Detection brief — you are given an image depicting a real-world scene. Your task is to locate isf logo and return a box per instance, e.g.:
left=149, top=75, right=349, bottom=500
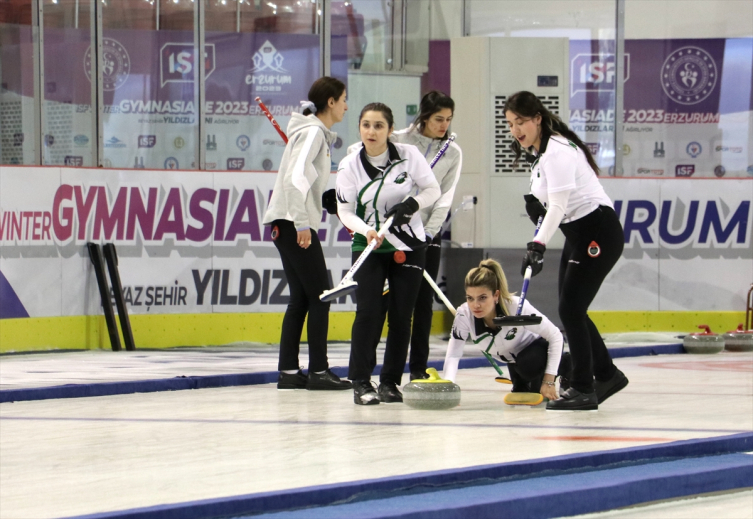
left=160, top=43, right=216, bottom=87
left=64, top=156, right=84, bottom=167
left=138, top=135, right=156, bottom=148
left=227, top=158, right=245, bottom=170
left=675, top=164, right=695, bottom=177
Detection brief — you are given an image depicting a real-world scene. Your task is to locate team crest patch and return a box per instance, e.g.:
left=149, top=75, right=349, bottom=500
left=587, top=240, right=601, bottom=258
left=394, top=172, right=407, bottom=184
left=505, top=328, right=518, bottom=340
left=271, top=225, right=279, bottom=241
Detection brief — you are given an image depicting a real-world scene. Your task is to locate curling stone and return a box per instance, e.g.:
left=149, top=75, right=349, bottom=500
left=723, top=324, right=753, bottom=352
left=403, top=368, right=461, bottom=410
left=683, top=325, right=725, bottom=354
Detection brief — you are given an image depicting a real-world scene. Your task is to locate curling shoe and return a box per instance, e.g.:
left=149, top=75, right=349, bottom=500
left=546, top=387, right=598, bottom=411
left=594, top=368, right=628, bottom=404
left=377, top=382, right=403, bottom=403
left=353, top=380, right=380, bottom=405
left=307, top=369, right=352, bottom=390
left=277, top=370, right=307, bottom=390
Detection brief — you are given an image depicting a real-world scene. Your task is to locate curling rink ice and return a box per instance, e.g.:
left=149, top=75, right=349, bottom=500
left=1, top=338, right=752, bottom=519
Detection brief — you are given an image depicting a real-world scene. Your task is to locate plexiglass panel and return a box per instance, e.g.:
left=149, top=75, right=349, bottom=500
left=0, top=1, right=38, bottom=165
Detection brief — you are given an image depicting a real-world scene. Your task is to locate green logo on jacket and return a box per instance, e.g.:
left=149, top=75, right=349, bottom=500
left=394, top=172, right=407, bottom=184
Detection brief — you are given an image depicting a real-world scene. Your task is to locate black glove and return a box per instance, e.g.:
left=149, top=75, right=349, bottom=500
left=385, top=197, right=419, bottom=228
left=322, top=189, right=338, bottom=215
left=521, top=241, right=546, bottom=277
left=523, top=194, right=547, bottom=225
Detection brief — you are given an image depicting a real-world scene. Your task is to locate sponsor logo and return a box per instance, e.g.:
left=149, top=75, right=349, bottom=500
left=714, top=165, right=726, bottom=178
left=174, top=136, right=185, bottom=149
left=622, top=143, right=631, bottom=156
left=206, top=135, right=217, bottom=151
left=570, top=53, right=631, bottom=96
left=138, top=135, right=156, bottom=148
left=586, top=142, right=600, bottom=155
left=250, top=40, right=286, bottom=73
left=715, top=145, right=743, bottom=153
left=653, top=142, right=665, bottom=158
left=675, top=164, right=695, bottom=177
left=236, top=135, right=250, bottom=151
left=164, top=157, right=179, bottom=169
left=13, top=133, right=24, bottom=146
left=64, top=156, right=84, bottom=167
left=159, top=43, right=216, bottom=87
left=104, top=136, right=126, bottom=148
left=133, top=157, right=145, bottom=169
left=245, top=41, right=293, bottom=92
left=686, top=142, right=702, bottom=158
left=84, top=38, right=130, bottom=91
left=608, top=166, right=616, bottom=177
left=227, top=158, right=245, bottom=170
left=637, top=167, right=665, bottom=176
left=747, top=165, right=753, bottom=177
left=262, top=159, right=274, bottom=171
left=73, top=134, right=89, bottom=147
left=661, top=46, right=718, bottom=105
left=44, top=134, right=54, bottom=147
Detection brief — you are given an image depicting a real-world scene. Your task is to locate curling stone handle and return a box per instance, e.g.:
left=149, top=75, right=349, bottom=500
left=698, top=324, right=712, bottom=334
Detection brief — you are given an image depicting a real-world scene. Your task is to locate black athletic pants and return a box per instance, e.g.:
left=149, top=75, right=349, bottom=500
left=270, top=219, right=330, bottom=373
left=505, top=337, right=549, bottom=392
left=408, top=234, right=442, bottom=374
left=557, top=206, right=624, bottom=393
left=348, top=248, right=426, bottom=385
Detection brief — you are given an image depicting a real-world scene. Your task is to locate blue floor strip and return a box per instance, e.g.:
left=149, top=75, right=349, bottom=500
left=64, top=433, right=753, bottom=519
left=0, top=344, right=684, bottom=403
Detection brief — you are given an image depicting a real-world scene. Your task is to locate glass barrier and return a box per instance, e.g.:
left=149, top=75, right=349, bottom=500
left=0, top=0, right=37, bottom=165
left=203, top=0, right=321, bottom=172
left=622, top=1, right=753, bottom=179
left=98, top=0, right=197, bottom=170
left=469, top=0, right=618, bottom=176
left=40, top=0, right=95, bottom=167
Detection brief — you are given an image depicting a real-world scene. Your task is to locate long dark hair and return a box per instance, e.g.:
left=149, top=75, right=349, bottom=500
left=304, top=76, right=346, bottom=116
left=358, top=102, right=394, bottom=130
left=413, top=90, right=454, bottom=140
left=504, top=91, right=599, bottom=174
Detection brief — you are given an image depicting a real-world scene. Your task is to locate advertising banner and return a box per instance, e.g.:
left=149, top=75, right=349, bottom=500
left=569, top=38, right=753, bottom=178
left=0, top=167, right=356, bottom=319
left=1, top=167, right=750, bottom=319
left=597, top=177, right=752, bottom=311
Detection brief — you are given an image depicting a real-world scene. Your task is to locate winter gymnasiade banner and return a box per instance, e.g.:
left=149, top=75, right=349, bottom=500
left=0, top=167, right=750, bottom=319
left=569, top=38, right=753, bottom=178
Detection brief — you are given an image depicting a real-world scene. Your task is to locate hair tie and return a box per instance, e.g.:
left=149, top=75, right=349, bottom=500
left=300, top=100, right=317, bottom=114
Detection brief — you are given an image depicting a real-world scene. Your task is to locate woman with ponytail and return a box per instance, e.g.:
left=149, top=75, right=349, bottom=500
left=442, top=259, right=566, bottom=403
left=262, top=76, right=350, bottom=391
left=504, top=91, right=628, bottom=411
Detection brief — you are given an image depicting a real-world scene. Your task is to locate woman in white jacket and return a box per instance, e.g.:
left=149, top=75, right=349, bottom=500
left=336, top=102, right=440, bottom=405
left=392, top=91, right=462, bottom=381
left=262, top=77, right=351, bottom=392
left=442, top=259, right=567, bottom=403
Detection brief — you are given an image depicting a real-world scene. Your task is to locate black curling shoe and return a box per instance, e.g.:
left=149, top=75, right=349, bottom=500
left=307, top=369, right=352, bottom=390
left=410, top=371, right=429, bottom=381
left=377, top=382, right=403, bottom=403
left=546, top=387, right=598, bottom=411
left=277, top=370, right=307, bottom=390
left=594, top=369, right=629, bottom=403
left=353, top=380, right=380, bottom=405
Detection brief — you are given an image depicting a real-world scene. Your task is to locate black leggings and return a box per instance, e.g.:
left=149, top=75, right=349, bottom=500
left=558, top=206, right=624, bottom=393
left=348, top=248, right=426, bottom=385
left=409, top=234, right=442, bottom=373
left=270, top=219, right=330, bottom=373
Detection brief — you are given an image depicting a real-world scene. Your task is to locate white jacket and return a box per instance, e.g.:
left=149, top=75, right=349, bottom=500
left=348, top=126, right=462, bottom=238
left=336, top=142, right=440, bottom=252
left=262, top=113, right=336, bottom=231
left=442, top=297, right=563, bottom=383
